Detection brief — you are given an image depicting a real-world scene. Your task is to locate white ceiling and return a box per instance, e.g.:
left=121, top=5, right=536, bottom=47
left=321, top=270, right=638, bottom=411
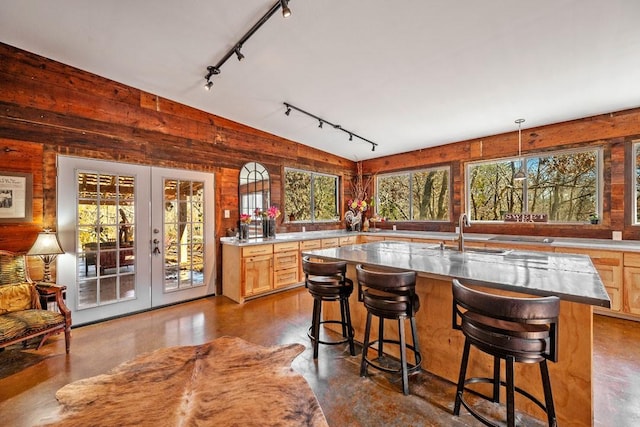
left=2, top=1, right=640, bottom=161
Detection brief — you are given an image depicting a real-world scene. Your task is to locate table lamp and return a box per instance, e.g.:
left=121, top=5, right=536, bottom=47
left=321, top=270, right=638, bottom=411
left=27, top=229, right=64, bottom=282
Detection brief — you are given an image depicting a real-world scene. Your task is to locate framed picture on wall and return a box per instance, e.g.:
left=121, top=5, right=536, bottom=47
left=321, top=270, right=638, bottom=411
left=0, top=172, right=33, bottom=222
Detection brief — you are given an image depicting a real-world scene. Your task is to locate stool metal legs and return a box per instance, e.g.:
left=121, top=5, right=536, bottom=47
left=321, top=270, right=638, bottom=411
left=360, top=312, right=422, bottom=395
left=308, top=295, right=355, bottom=359
left=454, top=337, right=558, bottom=427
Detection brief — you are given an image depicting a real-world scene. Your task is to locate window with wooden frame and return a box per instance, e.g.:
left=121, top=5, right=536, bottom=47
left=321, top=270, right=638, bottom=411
left=467, top=147, right=601, bottom=222
left=284, top=168, right=339, bottom=222
left=376, top=166, right=450, bottom=221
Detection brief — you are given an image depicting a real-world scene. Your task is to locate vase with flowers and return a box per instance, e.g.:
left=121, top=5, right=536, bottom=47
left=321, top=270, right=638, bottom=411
left=239, top=213, right=252, bottom=241
left=345, top=199, right=367, bottom=231
left=345, top=162, right=375, bottom=231
left=256, top=206, right=280, bottom=239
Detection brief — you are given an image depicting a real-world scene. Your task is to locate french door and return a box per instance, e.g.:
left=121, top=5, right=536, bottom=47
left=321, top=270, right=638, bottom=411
left=57, top=156, right=215, bottom=325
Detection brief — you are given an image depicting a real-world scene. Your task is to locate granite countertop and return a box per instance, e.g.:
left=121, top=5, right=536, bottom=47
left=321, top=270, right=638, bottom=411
left=302, top=240, right=611, bottom=308
left=221, top=228, right=640, bottom=252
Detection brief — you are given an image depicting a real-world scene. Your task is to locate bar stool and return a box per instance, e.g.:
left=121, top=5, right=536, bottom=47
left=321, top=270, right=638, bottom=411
left=451, top=279, right=560, bottom=427
left=356, top=264, right=422, bottom=395
left=302, top=256, right=356, bottom=359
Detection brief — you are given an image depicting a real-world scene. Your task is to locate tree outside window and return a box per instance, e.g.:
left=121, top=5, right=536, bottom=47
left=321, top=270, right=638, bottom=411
left=635, top=142, right=640, bottom=224
left=284, top=168, right=338, bottom=222
left=468, top=148, right=599, bottom=222
left=377, top=167, right=450, bottom=221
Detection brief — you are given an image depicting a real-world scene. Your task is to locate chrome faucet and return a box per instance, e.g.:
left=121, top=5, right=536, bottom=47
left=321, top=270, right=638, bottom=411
left=458, top=213, right=471, bottom=252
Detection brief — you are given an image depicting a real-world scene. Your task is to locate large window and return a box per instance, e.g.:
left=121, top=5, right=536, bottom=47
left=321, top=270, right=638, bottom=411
left=376, top=167, right=450, bottom=221
left=468, top=148, right=600, bottom=222
left=284, top=168, right=339, bottom=222
left=634, top=142, right=640, bottom=224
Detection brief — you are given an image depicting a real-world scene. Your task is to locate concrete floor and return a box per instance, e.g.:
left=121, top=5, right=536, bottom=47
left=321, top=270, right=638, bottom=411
left=0, top=287, right=638, bottom=426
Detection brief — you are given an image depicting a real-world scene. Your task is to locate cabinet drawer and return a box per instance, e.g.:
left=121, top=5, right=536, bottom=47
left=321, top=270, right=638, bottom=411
left=274, top=267, right=299, bottom=288
left=321, top=238, right=339, bottom=248
left=300, top=240, right=322, bottom=250
left=624, top=267, right=640, bottom=315
left=274, top=241, right=299, bottom=253
left=360, top=235, right=385, bottom=243
left=624, top=252, right=640, bottom=267
left=274, top=251, right=299, bottom=270
left=242, top=244, right=273, bottom=257
left=339, top=236, right=357, bottom=246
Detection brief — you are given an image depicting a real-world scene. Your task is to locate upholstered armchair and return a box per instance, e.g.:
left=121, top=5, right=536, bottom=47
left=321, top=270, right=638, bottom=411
left=0, top=250, right=71, bottom=352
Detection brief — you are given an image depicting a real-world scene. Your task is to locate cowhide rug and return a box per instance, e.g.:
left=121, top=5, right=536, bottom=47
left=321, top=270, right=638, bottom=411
left=40, top=336, right=328, bottom=427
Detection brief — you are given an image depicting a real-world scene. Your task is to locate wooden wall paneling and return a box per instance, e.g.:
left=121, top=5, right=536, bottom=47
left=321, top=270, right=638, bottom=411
left=0, top=138, right=43, bottom=252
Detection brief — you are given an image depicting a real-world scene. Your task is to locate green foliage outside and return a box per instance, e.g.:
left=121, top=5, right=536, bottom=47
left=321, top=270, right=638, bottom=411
left=377, top=168, right=449, bottom=221
left=284, top=169, right=338, bottom=222
left=469, top=149, right=598, bottom=222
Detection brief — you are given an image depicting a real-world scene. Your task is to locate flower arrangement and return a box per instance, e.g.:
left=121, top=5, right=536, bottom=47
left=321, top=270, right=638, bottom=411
left=348, top=198, right=368, bottom=213
left=240, top=213, right=252, bottom=224
left=267, top=205, right=281, bottom=219
left=255, top=206, right=281, bottom=219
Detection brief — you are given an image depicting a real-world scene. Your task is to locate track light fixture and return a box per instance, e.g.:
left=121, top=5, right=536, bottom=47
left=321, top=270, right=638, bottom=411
left=280, top=0, right=291, bottom=18
left=204, top=81, right=213, bottom=91
left=234, top=46, right=245, bottom=61
left=203, top=1, right=292, bottom=91
left=283, top=102, right=379, bottom=153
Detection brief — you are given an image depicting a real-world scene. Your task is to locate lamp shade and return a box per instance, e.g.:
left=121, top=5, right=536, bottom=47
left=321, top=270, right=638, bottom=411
left=27, top=230, right=64, bottom=256
left=514, top=166, right=527, bottom=181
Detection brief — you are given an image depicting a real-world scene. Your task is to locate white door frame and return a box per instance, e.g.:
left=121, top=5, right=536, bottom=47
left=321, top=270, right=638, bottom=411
left=56, top=156, right=215, bottom=325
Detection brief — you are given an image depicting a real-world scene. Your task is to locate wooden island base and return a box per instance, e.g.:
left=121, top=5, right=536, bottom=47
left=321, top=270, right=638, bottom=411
left=324, top=265, right=593, bottom=427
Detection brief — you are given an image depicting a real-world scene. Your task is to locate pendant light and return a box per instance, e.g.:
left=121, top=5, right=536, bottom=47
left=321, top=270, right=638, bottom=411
left=514, top=118, right=527, bottom=181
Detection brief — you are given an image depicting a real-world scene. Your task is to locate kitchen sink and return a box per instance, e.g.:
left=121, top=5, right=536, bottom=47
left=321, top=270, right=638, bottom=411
left=431, top=244, right=512, bottom=255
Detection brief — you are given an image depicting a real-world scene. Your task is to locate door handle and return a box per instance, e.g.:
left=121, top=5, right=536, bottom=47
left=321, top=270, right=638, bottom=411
left=153, top=238, right=161, bottom=255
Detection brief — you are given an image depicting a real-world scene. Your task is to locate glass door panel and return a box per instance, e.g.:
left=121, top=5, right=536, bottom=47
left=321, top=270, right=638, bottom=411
left=57, top=156, right=152, bottom=326
left=151, top=168, right=214, bottom=307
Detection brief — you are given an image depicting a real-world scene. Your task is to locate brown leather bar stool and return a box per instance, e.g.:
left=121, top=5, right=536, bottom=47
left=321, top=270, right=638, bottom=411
left=302, top=256, right=356, bottom=359
left=356, top=264, right=422, bottom=395
left=451, top=279, right=560, bottom=427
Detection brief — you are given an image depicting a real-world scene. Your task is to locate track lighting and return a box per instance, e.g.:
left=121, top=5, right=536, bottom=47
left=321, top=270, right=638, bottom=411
left=234, top=47, right=244, bottom=61
left=514, top=118, right=527, bottom=181
left=203, top=1, right=292, bottom=90
left=282, top=102, right=379, bottom=153
left=204, top=81, right=213, bottom=91
left=280, top=0, right=291, bottom=17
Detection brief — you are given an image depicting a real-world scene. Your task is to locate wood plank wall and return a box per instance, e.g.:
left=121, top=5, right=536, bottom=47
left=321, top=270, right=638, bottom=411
left=0, top=43, right=354, bottom=289
left=362, top=110, right=640, bottom=240
left=2, top=41, right=640, bottom=287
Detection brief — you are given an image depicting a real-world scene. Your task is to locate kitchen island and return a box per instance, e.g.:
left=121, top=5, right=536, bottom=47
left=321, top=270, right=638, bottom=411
left=303, top=240, right=610, bottom=427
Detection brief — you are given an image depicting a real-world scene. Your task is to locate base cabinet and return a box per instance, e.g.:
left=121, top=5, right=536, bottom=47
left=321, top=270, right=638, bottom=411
left=243, top=254, right=273, bottom=297
left=223, top=241, right=305, bottom=303
left=273, top=242, right=299, bottom=289
left=556, top=248, right=623, bottom=313
left=623, top=253, right=640, bottom=316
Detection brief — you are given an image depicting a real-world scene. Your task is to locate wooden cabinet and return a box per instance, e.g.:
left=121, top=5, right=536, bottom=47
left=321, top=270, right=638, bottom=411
left=556, top=248, right=622, bottom=313
left=299, top=239, right=322, bottom=281
left=321, top=238, right=339, bottom=248
left=273, top=242, right=299, bottom=289
left=243, top=253, right=273, bottom=296
left=360, top=235, right=384, bottom=243
left=623, top=253, right=640, bottom=315
left=339, top=235, right=357, bottom=246
left=241, top=244, right=273, bottom=298
left=223, top=244, right=273, bottom=303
